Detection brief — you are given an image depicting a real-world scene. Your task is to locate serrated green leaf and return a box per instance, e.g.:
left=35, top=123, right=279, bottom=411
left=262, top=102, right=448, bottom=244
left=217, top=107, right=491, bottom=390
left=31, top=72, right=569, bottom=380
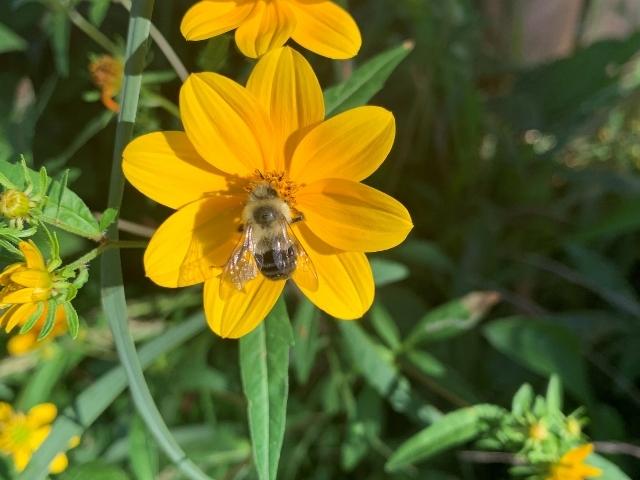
left=98, top=207, right=118, bottom=232
left=240, top=298, right=293, bottom=480
left=483, top=317, right=593, bottom=404
left=292, top=298, right=321, bottom=385
left=0, top=22, right=27, bottom=53
left=324, top=41, right=414, bottom=116
left=385, top=404, right=506, bottom=471
left=405, top=291, right=500, bottom=347
left=129, top=415, right=159, bottom=480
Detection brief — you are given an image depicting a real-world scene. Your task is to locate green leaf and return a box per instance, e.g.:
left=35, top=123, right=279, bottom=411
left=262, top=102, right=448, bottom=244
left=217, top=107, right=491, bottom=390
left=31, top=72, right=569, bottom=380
left=98, top=207, right=118, bottom=232
left=49, top=10, right=70, bottom=77
left=405, top=291, right=500, bottom=347
left=385, top=404, right=506, bottom=471
left=0, top=23, right=27, bottom=53
left=588, top=453, right=631, bottom=480
left=0, top=159, right=102, bottom=240
left=88, top=0, right=111, bottom=26
left=239, top=298, right=293, bottom=480
left=370, top=258, right=410, bottom=287
left=19, top=314, right=206, bottom=480
left=483, top=317, right=593, bottom=404
left=60, top=462, right=129, bottom=480
left=511, top=383, right=533, bottom=417
left=63, top=302, right=80, bottom=339
left=369, top=302, right=401, bottom=350
left=292, top=298, right=321, bottom=385
left=129, top=415, right=159, bottom=480
left=546, top=374, right=563, bottom=413
left=341, top=387, right=382, bottom=471
left=324, top=41, right=414, bottom=116
left=19, top=301, right=44, bottom=334
left=339, top=322, right=434, bottom=423
left=37, top=299, right=58, bottom=340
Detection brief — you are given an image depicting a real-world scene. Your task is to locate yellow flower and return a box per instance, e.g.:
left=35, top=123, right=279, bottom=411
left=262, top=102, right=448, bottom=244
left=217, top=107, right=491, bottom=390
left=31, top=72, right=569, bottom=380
left=546, top=444, right=602, bottom=480
left=89, top=54, right=123, bottom=112
left=123, top=46, right=412, bottom=338
left=0, top=402, right=79, bottom=474
left=0, top=241, right=68, bottom=336
left=529, top=421, right=549, bottom=442
left=181, top=0, right=361, bottom=59
left=7, top=307, right=67, bottom=357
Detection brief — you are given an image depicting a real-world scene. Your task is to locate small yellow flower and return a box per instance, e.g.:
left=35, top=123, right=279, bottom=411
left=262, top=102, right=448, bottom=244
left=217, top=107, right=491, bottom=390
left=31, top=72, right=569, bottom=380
left=0, top=186, right=42, bottom=230
left=529, top=421, right=549, bottom=442
left=0, top=402, right=79, bottom=473
left=181, top=0, right=361, bottom=59
left=546, top=444, right=602, bottom=480
left=89, top=55, right=123, bottom=112
left=123, top=46, right=412, bottom=338
left=0, top=241, right=68, bottom=337
left=566, top=417, right=582, bottom=437
left=6, top=308, right=67, bottom=357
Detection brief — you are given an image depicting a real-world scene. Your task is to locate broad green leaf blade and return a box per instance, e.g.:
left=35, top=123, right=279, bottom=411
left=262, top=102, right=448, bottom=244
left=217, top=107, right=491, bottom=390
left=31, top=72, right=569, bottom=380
left=324, top=41, right=414, bottom=116
left=370, top=258, right=410, bottom=287
left=385, top=404, right=506, bottom=471
left=405, top=291, right=500, bottom=347
left=588, top=453, right=631, bottom=480
left=240, top=298, right=293, bottom=480
left=339, top=322, right=435, bottom=423
left=292, top=298, right=321, bottom=385
left=0, top=22, right=27, bottom=53
left=483, top=316, right=593, bottom=404
left=19, top=314, right=206, bottom=480
left=0, top=159, right=102, bottom=240
left=129, top=415, right=159, bottom=480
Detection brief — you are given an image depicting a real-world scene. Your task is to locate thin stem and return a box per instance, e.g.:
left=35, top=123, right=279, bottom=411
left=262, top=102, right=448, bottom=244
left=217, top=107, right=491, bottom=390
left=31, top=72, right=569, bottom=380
left=115, top=0, right=189, bottom=81
left=66, top=6, right=119, bottom=54
left=63, top=240, right=147, bottom=272
left=99, top=1, right=211, bottom=479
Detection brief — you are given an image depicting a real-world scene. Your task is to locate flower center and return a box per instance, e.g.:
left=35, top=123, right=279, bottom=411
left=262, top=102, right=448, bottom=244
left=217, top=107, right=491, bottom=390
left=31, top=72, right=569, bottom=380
left=0, top=190, right=31, bottom=219
left=7, top=417, right=31, bottom=448
left=246, top=170, right=299, bottom=206
left=528, top=422, right=548, bottom=441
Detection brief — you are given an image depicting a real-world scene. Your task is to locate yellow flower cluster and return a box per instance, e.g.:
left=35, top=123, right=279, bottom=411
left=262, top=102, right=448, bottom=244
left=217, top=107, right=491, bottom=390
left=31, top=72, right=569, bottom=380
left=0, top=402, right=79, bottom=474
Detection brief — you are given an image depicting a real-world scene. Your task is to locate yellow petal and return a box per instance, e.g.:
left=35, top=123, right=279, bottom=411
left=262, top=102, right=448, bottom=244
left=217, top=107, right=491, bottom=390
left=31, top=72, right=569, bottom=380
left=289, top=0, right=361, bottom=59
left=1, top=288, right=48, bottom=304
left=294, top=223, right=373, bottom=319
left=180, top=73, right=275, bottom=175
left=0, top=305, right=20, bottom=330
left=0, top=264, right=22, bottom=285
left=288, top=106, right=395, bottom=183
left=204, top=274, right=285, bottom=338
left=29, top=426, right=51, bottom=450
left=49, top=453, right=69, bottom=474
left=123, top=131, right=236, bottom=209
left=13, top=449, right=31, bottom=472
left=144, top=196, right=243, bottom=288
left=297, top=179, right=412, bottom=252
left=181, top=0, right=254, bottom=41
left=10, top=269, right=52, bottom=289
left=235, top=0, right=295, bottom=58
left=7, top=332, right=38, bottom=356
left=68, top=435, right=81, bottom=449
left=19, top=241, right=46, bottom=270
left=247, top=46, right=324, bottom=165
left=27, top=403, right=57, bottom=427
left=0, top=402, right=14, bottom=421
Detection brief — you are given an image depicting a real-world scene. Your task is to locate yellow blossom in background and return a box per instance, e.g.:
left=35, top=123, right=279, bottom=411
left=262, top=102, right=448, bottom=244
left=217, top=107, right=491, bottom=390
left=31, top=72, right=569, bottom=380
left=181, top=0, right=361, bottom=59
left=89, top=54, right=123, bottom=112
left=123, top=46, right=412, bottom=338
left=546, top=444, right=602, bottom=480
left=0, top=241, right=68, bottom=337
left=7, top=308, right=67, bottom=357
left=0, top=402, right=79, bottom=473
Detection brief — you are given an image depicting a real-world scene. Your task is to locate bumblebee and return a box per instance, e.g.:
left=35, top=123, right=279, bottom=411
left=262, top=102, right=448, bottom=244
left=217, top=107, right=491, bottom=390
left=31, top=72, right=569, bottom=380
left=221, top=183, right=318, bottom=295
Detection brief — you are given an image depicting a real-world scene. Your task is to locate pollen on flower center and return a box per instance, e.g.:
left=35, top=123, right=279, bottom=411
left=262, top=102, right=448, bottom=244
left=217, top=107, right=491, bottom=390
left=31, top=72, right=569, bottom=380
left=0, top=189, right=31, bottom=219
left=8, top=419, right=31, bottom=446
left=245, top=170, right=300, bottom=206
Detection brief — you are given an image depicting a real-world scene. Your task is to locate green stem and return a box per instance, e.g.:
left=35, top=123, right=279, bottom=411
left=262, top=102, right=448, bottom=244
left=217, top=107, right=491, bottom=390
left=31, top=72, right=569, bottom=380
left=63, top=4, right=119, bottom=54
left=100, top=2, right=211, bottom=479
left=63, top=240, right=147, bottom=273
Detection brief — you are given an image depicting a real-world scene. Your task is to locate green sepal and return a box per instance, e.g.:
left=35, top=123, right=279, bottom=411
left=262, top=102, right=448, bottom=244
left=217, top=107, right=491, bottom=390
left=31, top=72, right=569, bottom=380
left=20, top=301, right=45, bottom=334
left=37, top=300, right=58, bottom=340
left=63, top=302, right=80, bottom=339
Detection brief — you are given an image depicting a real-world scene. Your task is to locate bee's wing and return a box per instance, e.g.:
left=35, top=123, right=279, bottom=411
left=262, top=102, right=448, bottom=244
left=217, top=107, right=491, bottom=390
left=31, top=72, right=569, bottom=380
left=278, top=218, right=319, bottom=292
left=219, top=224, right=259, bottom=299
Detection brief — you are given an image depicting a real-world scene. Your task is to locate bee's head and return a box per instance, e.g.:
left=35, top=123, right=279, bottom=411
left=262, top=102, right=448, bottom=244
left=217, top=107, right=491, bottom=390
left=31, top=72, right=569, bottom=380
left=252, top=205, right=278, bottom=226
left=249, top=183, right=278, bottom=201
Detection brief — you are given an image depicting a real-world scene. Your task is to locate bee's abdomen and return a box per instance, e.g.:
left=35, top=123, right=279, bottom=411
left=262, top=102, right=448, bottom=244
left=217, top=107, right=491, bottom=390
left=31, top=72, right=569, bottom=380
left=256, top=247, right=297, bottom=281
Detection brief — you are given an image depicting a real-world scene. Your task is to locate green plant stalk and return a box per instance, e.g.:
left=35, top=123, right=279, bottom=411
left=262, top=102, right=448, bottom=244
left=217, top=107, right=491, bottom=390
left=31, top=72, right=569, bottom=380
left=100, top=1, right=211, bottom=479
left=63, top=240, right=146, bottom=273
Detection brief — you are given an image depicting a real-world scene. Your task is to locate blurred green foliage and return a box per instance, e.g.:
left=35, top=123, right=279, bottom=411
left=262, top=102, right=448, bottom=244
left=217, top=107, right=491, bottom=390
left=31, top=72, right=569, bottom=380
left=1, top=0, right=640, bottom=478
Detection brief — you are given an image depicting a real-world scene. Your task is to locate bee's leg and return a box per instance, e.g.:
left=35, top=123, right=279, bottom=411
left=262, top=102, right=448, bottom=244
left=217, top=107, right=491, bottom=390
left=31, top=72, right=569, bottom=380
left=291, top=213, right=305, bottom=224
